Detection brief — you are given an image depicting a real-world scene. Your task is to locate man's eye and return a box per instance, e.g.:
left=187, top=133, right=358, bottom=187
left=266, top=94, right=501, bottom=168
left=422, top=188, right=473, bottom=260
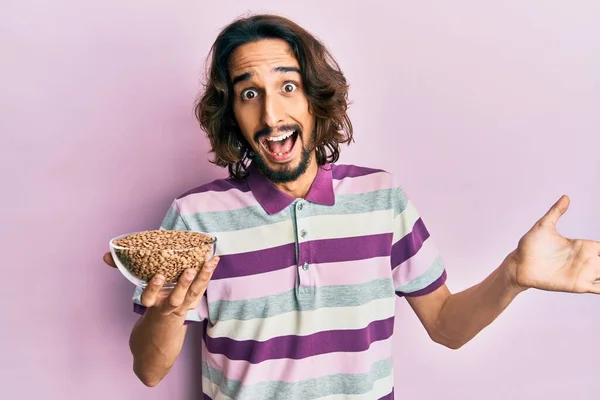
left=241, top=89, right=258, bottom=100
left=283, top=82, right=297, bottom=93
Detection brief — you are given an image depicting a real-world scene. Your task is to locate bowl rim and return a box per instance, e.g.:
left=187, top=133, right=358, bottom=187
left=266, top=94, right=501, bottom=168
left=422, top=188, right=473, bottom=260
left=109, top=230, right=217, bottom=251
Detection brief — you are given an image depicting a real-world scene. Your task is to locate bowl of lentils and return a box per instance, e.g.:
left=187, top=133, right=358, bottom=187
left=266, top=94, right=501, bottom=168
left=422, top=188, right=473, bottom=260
left=109, top=229, right=217, bottom=288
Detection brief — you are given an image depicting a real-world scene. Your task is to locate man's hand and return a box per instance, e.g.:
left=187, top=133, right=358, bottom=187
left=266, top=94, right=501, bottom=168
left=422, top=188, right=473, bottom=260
left=512, top=195, right=600, bottom=294
left=140, top=257, right=219, bottom=318
left=102, top=251, right=219, bottom=318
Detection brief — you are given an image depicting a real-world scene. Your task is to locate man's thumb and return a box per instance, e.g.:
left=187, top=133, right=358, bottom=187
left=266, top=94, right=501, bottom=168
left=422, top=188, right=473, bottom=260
left=538, top=194, right=570, bottom=229
left=103, top=252, right=117, bottom=268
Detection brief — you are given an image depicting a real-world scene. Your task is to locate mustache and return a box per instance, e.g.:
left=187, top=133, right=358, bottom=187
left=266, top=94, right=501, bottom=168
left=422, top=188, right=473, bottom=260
left=254, top=124, right=302, bottom=143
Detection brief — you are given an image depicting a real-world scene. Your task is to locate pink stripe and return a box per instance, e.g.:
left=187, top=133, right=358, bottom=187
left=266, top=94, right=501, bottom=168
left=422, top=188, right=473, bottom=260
left=205, top=335, right=393, bottom=385
left=177, top=190, right=260, bottom=214
left=333, top=171, right=395, bottom=195
left=313, top=257, right=391, bottom=288
left=208, top=265, right=297, bottom=301
left=392, top=236, right=439, bottom=286
left=208, top=257, right=391, bottom=302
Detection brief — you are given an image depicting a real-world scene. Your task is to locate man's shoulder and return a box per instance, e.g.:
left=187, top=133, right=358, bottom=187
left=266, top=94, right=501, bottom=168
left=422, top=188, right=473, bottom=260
left=331, top=163, right=401, bottom=187
left=331, top=163, right=389, bottom=179
left=174, top=176, right=250, bottom=202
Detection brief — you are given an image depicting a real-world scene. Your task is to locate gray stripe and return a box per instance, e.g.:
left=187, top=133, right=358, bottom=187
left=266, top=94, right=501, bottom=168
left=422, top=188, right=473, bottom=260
left=395, top=256, right=445, bottom=293
left=302, top=188, right=402, bottom=218
left=171, top=188, right=404, bottom=233
left=391, top=186, right=409, bottom=218
left=189, top=205, right=292, bottom=232
left=160, top=207, right=190, bottom=230
left=203, top=357, right=392, bottom=400
left=209, top=278, right=395, bottom=322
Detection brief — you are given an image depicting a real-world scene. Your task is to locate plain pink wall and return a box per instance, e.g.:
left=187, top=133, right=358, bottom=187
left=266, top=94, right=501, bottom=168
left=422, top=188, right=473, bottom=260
left=3, top=1, right=599, bottom=399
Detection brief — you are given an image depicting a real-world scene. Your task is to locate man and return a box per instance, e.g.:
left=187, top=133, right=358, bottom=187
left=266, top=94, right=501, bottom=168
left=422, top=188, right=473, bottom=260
left=103, top=14, right=600, bottom=400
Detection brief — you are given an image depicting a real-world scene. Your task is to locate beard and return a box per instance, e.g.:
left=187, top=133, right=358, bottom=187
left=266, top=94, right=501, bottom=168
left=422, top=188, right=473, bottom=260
left=251, top=125, right=316, bottom=184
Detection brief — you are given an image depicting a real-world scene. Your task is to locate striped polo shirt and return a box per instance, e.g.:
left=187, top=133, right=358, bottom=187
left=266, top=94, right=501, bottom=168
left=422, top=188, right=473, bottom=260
left=132, top=163, right=447, bottom=399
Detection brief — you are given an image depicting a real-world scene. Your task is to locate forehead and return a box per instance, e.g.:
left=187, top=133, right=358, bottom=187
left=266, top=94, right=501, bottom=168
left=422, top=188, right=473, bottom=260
left=228, top=39, right=300, bottom=79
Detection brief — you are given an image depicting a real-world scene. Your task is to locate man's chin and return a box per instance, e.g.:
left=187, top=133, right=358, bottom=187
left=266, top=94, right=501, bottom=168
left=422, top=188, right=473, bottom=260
left=253, top=149, right=313, bottom=184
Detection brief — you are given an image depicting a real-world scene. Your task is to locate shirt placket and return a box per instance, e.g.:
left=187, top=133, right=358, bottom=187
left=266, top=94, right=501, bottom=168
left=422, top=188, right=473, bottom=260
left=294, top=199, right=314, bottom=292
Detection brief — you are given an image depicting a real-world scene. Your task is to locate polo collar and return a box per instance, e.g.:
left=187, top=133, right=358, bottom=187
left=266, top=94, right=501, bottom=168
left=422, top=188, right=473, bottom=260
left=247, top=162, right=335, bottom=215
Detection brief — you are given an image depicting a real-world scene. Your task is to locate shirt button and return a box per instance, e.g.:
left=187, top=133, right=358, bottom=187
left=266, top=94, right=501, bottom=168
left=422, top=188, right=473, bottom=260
left=302, top=262, right=309, bottom=270
left=300, top=229, right=307, bottom=238
left=297, top=202, right=304, bottom=211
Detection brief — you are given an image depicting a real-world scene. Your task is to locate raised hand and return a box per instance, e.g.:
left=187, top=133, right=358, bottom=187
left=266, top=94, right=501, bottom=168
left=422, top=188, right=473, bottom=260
left=512, top=195, right=600, bottom=294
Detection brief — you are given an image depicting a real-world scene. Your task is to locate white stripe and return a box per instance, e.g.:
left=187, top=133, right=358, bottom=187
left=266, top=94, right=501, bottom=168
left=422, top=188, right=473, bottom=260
left=212, top=218, right=295, bottom=256
left=208, top=296, right=395, bottom=341
left=392, top=200, right=421, bottom=243
left=299, top=208, right=392, bottom=242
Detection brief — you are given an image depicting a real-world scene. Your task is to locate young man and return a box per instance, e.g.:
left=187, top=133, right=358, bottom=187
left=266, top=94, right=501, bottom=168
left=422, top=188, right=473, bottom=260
left=103, top=14, right=600, bottom=400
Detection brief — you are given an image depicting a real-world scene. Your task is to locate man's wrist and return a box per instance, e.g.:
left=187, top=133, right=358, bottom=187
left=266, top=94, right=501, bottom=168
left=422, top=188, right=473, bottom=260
left=502, top=250, right=528, bottom=295
left=143, top=306, right=187, bottom=328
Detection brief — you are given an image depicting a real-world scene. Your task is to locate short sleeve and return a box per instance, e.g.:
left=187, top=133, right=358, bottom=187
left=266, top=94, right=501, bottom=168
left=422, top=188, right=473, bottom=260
left=390, top=182, right=447, bottom=297
left=131, top=200, right=209, bottom=323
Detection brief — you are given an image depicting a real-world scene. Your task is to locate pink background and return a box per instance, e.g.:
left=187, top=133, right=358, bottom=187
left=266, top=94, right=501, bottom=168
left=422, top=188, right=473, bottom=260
left=2, top=1, right=599, bottom=399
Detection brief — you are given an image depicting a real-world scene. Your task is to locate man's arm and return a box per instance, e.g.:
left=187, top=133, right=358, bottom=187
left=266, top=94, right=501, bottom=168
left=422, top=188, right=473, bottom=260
left=405, top=195, right=600, bottom=350
left=105, top=252, right=219, bottom=386
left=405, top=251, right=524, bottom=350
left=128, top=259, right=217, bottom=386
left=129, top=309, right=189, bottom=386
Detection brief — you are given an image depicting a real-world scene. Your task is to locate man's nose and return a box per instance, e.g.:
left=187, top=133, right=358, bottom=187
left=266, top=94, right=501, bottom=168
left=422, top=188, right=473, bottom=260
left=261, top=92, right=285, bottom=128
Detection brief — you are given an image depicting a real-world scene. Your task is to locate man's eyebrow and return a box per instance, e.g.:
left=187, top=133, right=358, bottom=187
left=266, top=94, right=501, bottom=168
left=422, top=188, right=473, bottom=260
left=231, top=66, right=301, bottom=87
left=274, top=66, right=301, bottom=74
left=232, top=72, right=252, bottom=87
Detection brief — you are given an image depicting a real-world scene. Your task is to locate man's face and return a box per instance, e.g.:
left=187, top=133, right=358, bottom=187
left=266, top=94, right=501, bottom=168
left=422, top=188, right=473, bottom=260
left=229, top=39, right=316, bottom=184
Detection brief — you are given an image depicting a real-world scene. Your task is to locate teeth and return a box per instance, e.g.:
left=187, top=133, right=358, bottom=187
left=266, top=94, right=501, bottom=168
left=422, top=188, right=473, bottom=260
left=277, top=152, right=283, bottom=156
left=267, top=131, right=295, bottom=142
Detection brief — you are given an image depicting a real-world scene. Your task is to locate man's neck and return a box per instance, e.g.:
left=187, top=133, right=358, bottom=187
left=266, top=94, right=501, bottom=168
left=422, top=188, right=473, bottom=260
left=273, top=160, right=319, bottom=199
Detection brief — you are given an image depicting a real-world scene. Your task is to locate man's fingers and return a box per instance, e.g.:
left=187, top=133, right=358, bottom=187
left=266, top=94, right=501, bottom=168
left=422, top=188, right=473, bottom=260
left=140, top=257, right=220, bottom=314
left=140, top=274, right=166, bottom=307
left=589, top=281, right=600, bottom=295
left=161, top=269, right=197, bottom=313
left=182, top=257, right=220, bottom=308
left=103, top=252, right=117, bottom=268
left=537, top=194, right=570, bottom=229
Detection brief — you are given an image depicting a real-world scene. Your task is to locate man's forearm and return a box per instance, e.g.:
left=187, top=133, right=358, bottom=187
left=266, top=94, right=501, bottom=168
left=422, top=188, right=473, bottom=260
left=129, top=308, right=189, bottom=386
left=434, top=252, right=526, bottom=349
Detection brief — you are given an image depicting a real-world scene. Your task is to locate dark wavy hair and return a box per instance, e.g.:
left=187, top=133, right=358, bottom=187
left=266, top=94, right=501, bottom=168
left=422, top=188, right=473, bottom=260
left=194, top=14, right=354, bottom=180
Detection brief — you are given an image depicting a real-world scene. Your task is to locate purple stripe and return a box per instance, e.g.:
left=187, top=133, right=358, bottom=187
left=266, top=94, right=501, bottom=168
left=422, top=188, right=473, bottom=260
left=332, top=164, right=386, bottom=180
left=378, top=389, right=394, bottom=400
left=212, top=242, right=297, bottom=280
left=390, top=218, right=429, bottom=268
left=203, top=394, right=212, bottom=400
left=305, top=233, right=393, bottom=265
left=214, top=234, right=392, bottom=280
left=176, top=178, right=250, bottom=199
left=132, top=303, right=197, bottom=325
left=396, top=270, right=447, bottom=297
left=206, top=316, right=394, bottom=363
